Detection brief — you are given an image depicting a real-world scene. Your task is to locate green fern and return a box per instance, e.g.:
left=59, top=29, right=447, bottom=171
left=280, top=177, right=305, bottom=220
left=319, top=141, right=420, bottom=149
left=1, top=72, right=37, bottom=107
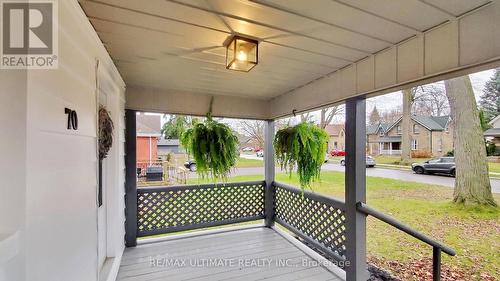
left=180, top=118, right=239, bottom=181
left=274, top=122, right=328, bottom=188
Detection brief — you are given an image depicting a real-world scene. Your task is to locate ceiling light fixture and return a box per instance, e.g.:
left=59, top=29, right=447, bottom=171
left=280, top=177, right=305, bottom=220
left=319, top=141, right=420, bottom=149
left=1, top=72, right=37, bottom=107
left=225, top=35, right=258, bottom=72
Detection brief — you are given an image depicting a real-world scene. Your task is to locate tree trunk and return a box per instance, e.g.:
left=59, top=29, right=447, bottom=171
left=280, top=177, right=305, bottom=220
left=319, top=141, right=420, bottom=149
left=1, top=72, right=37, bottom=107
left=400, top=88, right=413, bottom=164
left=444, top=76, right=497, bottom=206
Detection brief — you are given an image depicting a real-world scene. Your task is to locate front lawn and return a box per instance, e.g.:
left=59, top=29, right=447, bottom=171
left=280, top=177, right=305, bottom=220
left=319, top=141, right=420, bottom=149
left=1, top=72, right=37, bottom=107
left=235, top=157, right=264, bottom=168
left=488, top=161, right=500, bottom=173
left=188, top=172, right=500, bottom=280
left=373, top=155, right=431, bottom=166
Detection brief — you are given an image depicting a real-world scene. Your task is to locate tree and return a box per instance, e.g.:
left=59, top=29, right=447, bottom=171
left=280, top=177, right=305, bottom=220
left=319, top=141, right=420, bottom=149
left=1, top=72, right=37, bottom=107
left=479, top=110, right=491, bottom=132
left=369, top=106, right=381, bottom=125
left=161, top=115, right=188, bottom=139
left=320, top=105, right=344, bottom=129
left=444, top=75, right=496, bottom=206
left=300, top=112, right=313, bottom=123
left=413, top=84, right=449, bottom=116
left=401, top=88, right=415, bottom=164
left=238, top=120, right=265, bottom=149
left=379, top=108, right=402, bottom=123
left=479, top=69, right=500, bottom=122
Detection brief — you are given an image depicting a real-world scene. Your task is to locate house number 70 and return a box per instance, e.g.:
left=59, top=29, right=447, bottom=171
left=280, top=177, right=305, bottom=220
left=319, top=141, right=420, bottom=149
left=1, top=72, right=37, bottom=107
left=65, top=108, right=78, bottom=130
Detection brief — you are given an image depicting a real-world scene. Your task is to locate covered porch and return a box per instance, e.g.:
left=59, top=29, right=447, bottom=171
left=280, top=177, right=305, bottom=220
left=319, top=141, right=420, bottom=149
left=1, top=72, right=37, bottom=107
left=2, top=1, right=500, bottom=281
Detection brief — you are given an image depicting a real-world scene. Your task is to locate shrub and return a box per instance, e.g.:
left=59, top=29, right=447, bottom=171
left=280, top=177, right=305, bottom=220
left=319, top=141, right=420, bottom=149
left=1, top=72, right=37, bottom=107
left=486, top=142, right=497, bottom=156
left=411, top=150, right=432, bottom=158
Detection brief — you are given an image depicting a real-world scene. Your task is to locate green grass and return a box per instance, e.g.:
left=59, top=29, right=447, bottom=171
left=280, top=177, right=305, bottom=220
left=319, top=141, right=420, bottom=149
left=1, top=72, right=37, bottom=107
left=372, top=155, right=431, bottom=166
left=488, top=161, right=500, bottom=173
left=235, top=157, right=264, bottom=168
left=187, top=171, right=500, bottom=280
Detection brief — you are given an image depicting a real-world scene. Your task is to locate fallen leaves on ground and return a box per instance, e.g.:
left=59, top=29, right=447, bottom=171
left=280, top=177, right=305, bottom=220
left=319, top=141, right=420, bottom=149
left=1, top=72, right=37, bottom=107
left=368, top=256, right=497, bottom=281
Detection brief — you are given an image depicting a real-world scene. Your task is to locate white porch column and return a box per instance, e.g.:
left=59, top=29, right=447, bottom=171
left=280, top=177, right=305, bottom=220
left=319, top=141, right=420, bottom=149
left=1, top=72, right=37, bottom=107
left=344, top=97, right=368, bottom=281
left=389, top=142, right=393, bottom=155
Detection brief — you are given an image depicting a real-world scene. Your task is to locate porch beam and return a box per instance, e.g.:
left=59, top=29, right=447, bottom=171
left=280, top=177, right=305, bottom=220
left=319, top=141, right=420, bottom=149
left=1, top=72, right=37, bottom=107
left=124, top=109, right=138, bottom=247
left=126, top=85, right=271, bottom=120
left=269, top=1, right=500, bottom=119
left=344, top=97, right=368, bottom=280
left=264, top=120, right=276, bottom=227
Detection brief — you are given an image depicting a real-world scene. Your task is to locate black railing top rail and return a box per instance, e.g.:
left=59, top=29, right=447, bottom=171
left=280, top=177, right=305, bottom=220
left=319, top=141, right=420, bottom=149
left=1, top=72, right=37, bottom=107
left=356, top=202, right=456, bottom=256
left=273, top=181, right=346, bottom=210
left=137, top=180, right=266, bottom=193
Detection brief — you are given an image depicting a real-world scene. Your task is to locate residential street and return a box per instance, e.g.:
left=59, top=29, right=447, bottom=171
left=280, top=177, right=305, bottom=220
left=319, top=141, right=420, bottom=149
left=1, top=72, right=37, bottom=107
left=209, top=162, right=500, bottom=193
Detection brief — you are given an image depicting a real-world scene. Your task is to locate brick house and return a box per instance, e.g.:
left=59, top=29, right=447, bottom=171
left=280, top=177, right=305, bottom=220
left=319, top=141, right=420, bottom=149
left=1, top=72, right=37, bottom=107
left=325, top=124, right=346, bottom=151
left=484, top=115, right=500, bottom=153
left=367, top=115, right=453, bottom=156
left=136, top=113, right=162, bottom=163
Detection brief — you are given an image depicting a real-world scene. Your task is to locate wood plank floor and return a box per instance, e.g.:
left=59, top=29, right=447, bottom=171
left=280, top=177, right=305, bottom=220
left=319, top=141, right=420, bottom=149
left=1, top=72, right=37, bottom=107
left=117, top=227, right=343, bottom=281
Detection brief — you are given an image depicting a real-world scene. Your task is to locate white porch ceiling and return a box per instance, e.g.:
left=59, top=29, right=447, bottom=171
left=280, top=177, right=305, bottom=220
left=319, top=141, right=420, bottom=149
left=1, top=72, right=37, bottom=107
left=79, top=0, right=499, bottom=119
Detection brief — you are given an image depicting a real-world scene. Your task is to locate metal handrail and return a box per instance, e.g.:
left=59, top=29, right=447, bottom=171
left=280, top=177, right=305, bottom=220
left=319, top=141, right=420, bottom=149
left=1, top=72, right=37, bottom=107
left=356, top=202, right=456, bottom=281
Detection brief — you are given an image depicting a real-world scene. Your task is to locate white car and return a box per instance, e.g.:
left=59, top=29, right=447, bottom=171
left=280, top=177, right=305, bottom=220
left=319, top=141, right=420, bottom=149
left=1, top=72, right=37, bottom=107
left=340, top=156, right=376, bottom=167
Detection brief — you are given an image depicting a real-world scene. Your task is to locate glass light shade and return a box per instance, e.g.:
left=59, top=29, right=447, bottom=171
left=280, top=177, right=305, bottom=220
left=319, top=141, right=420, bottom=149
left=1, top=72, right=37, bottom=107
left=226, top=36, right=258, bottom=72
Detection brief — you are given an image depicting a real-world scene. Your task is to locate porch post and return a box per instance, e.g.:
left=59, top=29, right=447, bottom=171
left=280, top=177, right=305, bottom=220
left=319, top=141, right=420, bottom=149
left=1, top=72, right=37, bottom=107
left=125, top=109, right=137, bottom=247
left=344, top=97, right=368, bottom=280
left=264, top=120, right=275, bottom=227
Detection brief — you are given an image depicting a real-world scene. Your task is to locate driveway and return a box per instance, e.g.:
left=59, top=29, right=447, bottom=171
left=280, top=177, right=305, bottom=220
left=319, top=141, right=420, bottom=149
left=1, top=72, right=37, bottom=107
left=203, top=163, right=500, bottom=193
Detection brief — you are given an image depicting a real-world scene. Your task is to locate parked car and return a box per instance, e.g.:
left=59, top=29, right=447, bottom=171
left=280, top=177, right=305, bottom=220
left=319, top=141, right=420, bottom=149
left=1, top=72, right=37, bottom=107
left=330, top=149, right=346, bottom=156
left=184, top=160, right=197, bottom=172
left=256, top=150, right=264, bottom=157
left=242, top=147, right=254, bottom=152
left=339, top=156, right=376, bottom=167
left=411, top=157, right=455, bottom=176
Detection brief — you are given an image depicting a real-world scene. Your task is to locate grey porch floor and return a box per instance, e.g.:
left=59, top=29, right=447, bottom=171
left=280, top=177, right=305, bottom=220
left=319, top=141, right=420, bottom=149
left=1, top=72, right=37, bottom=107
left=117, top=227, right=343, bottom=281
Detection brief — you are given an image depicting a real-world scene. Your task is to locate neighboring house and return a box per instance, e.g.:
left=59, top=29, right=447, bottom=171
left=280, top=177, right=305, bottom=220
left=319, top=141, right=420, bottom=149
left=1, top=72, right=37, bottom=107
left=324, top=124, right=345, bottom=151
left=484, top=115, right=500, bottom=152
left=136, top=113, right=162, bottom=163
left=157, top=139, right=181, bottom=155
left=367, top=115, right=453, bottom=156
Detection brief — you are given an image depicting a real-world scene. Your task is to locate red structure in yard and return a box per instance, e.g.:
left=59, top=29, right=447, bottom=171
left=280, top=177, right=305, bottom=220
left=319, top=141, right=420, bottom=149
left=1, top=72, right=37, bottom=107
left=136, top=113, right=161, bottom=164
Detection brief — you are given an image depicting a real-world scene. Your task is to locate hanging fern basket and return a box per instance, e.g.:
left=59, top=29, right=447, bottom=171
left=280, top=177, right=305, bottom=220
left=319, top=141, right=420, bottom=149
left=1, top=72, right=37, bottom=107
left=180, top=98, right=239, bottom=181
left=274, top=122, right=328, bottom=188
left=98, top=105, right=114, bottom=160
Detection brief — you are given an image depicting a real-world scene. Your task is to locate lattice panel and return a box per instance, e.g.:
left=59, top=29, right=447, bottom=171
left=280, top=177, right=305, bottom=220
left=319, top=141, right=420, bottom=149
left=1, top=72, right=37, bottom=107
left=137, top=182, right=265, bottom=236
left=274, top=184, right=347, bottom=259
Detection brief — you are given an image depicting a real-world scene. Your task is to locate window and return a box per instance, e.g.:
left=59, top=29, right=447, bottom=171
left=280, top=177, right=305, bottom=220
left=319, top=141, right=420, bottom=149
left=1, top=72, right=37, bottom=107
left=442, top=157, right=453, bottom=163
left=445, top=126, right=449, bottom=133
left=413, top=124, right=419, bottom=134
left=438, top=139, right=442, bottom=152
left=397, top=125, right=401, bottom=135
left=411, top=139, right=418, bottom=150
left=379, top=130, right=384, bottom=137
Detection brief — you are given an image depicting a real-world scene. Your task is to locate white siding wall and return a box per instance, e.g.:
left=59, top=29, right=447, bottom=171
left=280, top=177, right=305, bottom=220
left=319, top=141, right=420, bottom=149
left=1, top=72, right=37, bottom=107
left=1, top=1, right=125, bottom=281
left=0, top=70, right=27, bottom=281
